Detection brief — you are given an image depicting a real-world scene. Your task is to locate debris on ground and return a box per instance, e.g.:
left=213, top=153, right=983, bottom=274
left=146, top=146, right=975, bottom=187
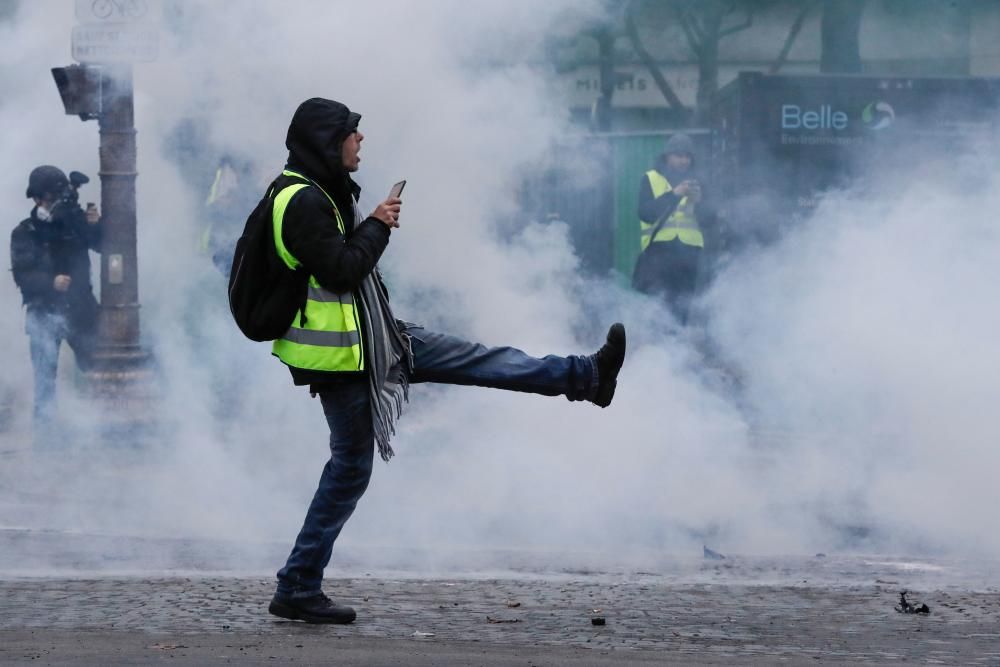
left=591, top=617, right=606, bottom=626
left=486, top=616, right=520, bottom=624
left=894, top=591, right=930, bottom=614
left=411, top=631, right=435, bottom=638
left=505, top=600, right=521, bottom=608
left=703, top=545, right=726, bottom=560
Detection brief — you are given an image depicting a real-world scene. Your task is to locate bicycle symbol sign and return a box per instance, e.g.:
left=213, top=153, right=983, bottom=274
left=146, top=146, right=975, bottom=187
left=75, top=0, right=161, bottom=23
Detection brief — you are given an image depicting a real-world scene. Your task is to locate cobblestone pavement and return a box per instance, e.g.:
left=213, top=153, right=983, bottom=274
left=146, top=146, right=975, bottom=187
left=1, top=573, right=999, bottom=665
left=3, top=436, right=1000, bottom=664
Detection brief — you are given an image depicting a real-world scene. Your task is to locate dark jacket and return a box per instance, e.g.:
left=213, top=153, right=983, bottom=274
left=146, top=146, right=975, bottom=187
left=10, top=204, right=101, bottom=328
left=278, top=97, right=391, bottom=386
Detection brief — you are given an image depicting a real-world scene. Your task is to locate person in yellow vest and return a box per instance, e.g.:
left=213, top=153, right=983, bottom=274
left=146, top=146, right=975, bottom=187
left=200, top=155, right=260, bottom=278
left=632, top=133, right=706, bottom=323
left=264, top=98, right=627, bottom=625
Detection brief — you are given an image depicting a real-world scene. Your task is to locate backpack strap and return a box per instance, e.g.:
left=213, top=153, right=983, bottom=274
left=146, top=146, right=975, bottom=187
left=272, top=182, right=310, bottom=270
left=269, top=170, right=348, bottom=271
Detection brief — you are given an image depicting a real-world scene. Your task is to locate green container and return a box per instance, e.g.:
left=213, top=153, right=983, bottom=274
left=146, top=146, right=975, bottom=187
left=611, top=134, right=668, bottom=281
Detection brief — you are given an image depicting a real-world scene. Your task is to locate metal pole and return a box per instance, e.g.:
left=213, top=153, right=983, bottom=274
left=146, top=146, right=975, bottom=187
left=97, top=65, right=141, bottom=350
left=86, top=64, right=154, bottom=429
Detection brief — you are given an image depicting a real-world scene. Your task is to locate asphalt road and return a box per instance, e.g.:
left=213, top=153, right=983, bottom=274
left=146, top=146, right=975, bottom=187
left=1, top=570, right=999, bottom=665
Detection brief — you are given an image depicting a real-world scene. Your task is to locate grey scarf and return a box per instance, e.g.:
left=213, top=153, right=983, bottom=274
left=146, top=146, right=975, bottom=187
left=351, top=206, right=412, bottom=461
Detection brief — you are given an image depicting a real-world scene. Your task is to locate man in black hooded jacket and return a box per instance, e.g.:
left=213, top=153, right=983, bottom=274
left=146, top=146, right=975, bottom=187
left=263, top=98, right=627, bottom=624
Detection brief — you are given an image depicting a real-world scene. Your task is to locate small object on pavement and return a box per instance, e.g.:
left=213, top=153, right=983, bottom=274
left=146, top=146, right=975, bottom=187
left=703, top=545, right=726, bottom=560
left=486, top=616, right=520, bottom=624
left=894, top=591, right=930, bottom=614
left=411, top=631, right=435, bottom=638
left=592, top=616, right=606, bottom=626
left=506, top=600, right=521, bottom=608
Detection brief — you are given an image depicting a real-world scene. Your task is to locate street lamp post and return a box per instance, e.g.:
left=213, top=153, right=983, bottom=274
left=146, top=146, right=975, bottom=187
left=51, top=63, right=155, bottom=430
left=47, top=2, right=163, bottom=433
left=95, top=66, right=140, bottom=356
left=87, top=64, right=155, bottom=426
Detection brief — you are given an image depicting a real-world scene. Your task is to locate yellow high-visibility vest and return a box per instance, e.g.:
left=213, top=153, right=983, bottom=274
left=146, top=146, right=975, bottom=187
left=639, top=169, right=704, bottom=250
left=271, top=170, right=364, bottom=373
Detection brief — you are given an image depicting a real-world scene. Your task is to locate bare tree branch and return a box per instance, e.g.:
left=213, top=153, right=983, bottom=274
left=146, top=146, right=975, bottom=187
left=688, top=10, right=707, bottom=43
left=624, top=0, right=685, bottom=109
left=719, top=5, right=753, bottom=38
left=769, top=0, right=817, bottom=74
left=676, top=8, right=704, bottom=58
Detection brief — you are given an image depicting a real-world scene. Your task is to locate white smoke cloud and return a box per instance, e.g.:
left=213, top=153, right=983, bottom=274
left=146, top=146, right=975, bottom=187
left=1, top=0, right=998, bottom=579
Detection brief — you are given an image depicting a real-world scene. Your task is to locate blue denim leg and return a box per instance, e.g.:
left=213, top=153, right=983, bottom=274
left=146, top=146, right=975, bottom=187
left=405, top=326, right=596, bottom=402
left=26, top=310, right=65, bottom=426
left=276, top=381, right=374, bottom=598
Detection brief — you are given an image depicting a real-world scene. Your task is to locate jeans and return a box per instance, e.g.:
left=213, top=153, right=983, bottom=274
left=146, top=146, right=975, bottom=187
left=26, top=309, right=94, bottom=427
left=275, top=326, right=596, bottom=597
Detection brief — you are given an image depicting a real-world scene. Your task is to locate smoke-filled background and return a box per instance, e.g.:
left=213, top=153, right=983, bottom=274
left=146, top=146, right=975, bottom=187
left=1, top=0, right=999, bottom=576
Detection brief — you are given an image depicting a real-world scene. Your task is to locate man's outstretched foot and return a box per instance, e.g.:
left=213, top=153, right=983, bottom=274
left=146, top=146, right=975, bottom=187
left=592, top=323, right=626, bottom=408
left=268, top=592, right=356, bottom=624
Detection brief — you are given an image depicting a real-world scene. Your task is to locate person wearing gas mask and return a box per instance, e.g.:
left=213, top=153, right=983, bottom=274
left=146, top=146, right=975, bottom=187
left=10, top=165, right=101, bottom=433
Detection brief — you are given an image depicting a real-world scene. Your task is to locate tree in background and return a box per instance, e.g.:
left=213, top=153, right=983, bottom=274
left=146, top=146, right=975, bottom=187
left=626, top=0, right=814, bottom=127
left=670, top=0, right=755, bottom=126
left=552, top=1, right=872, bottom=129
left=769, top=1, right=820, bottom=74
left=820, top=0, right=867, bottom=73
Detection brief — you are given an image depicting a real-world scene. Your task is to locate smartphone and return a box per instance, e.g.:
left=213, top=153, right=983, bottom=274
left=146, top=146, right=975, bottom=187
left=389, top=180, right=406, bottom=199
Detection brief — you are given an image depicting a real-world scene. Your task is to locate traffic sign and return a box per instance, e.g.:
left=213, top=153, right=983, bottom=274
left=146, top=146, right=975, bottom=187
left=72, top=23, right=159, bottom=63
left=75, top=0, right=161, bottom=23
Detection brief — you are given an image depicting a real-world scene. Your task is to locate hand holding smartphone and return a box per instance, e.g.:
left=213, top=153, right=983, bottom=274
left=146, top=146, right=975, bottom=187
left=372, top=180, right=406, bottom=229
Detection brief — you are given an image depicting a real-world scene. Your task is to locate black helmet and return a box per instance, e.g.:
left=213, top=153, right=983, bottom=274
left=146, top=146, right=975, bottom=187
left=26, top=165, right=69, bottom=199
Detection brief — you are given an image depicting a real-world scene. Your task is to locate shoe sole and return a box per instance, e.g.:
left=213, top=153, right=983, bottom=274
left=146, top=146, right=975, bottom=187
left=593, top=380, right=617, bottom=408
left=268, top=599, right=356, bottom=624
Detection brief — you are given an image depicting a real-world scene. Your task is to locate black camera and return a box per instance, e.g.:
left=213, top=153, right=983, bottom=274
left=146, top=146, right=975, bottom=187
left=49, top=171, right=90, bottom=225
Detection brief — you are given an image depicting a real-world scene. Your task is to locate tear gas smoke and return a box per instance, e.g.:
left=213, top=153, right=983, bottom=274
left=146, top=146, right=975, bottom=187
left=0, top=1, right=998, bottom=577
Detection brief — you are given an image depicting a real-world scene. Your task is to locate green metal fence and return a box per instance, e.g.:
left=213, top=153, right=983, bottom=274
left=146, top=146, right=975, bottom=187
left=611, top=133, right=669, bottom=280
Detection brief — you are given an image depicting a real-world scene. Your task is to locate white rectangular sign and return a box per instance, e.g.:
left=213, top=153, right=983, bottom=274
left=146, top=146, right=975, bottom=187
left=72, top=23, right=159, bottom=63
left=75, top=0, right=161, bottom=23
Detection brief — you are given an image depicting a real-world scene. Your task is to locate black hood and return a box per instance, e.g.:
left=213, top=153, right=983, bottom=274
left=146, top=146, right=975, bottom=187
left=284, top=98, right=361, bottom=203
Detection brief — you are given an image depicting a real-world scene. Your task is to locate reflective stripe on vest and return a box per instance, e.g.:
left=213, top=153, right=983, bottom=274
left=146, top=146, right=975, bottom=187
left=270, top=170, right=364, bottom=372
left=639, top=169, right=704, bottom=250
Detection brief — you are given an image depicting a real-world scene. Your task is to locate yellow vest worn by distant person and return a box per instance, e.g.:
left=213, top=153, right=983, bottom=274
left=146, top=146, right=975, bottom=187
left=639, top=169, right=704, bottom=251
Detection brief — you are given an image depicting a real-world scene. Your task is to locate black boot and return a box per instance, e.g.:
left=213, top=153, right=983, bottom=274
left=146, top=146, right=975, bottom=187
left=591, top=323, right=626, bottom=408
left=268, top=592, right=357, bottom=624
